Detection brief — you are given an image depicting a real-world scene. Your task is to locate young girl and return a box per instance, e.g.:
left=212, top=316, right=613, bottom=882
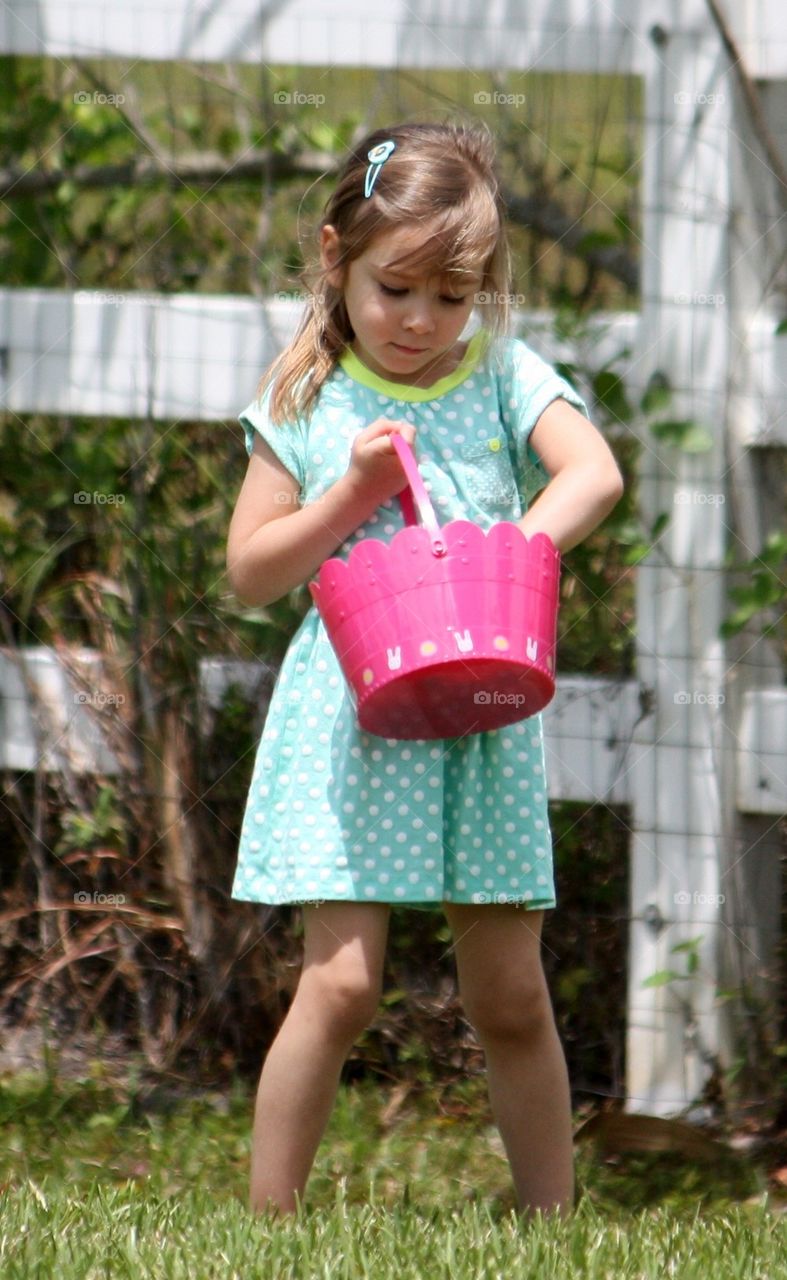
left=227, top=121, right=623, bottom=1220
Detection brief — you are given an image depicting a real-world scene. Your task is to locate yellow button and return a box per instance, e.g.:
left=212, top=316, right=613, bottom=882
left=489, top=438, right=501, bottom=452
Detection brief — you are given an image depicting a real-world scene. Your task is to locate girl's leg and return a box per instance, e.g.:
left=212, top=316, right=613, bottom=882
left=442, top=903, right=574, bottom=1218
left=249, top=900, right=390, bottom=1216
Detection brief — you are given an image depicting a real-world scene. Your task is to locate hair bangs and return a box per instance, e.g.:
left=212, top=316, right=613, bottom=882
left=380, top=193, right=500, bottom=286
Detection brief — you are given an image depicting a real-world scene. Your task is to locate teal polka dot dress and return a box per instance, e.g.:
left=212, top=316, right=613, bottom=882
left=231, top=331, right=586, bottom=913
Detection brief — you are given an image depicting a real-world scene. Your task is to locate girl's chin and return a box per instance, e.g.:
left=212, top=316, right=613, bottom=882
left=353, top=340, right=449, bottom=384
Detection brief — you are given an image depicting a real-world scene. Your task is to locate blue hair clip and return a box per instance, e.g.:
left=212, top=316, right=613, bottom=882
left=363, top=140, right=396, bottom=198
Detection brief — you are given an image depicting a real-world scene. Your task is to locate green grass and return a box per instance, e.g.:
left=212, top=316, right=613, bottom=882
left=1, top=1068, right=785, bottom=1278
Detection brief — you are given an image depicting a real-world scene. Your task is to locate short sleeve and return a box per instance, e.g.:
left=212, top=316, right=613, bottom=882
left=495, top=337, right=588, bottom=507
left=238, top=384, right=307, bottom=489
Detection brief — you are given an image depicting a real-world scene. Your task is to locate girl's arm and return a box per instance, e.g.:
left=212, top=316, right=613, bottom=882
left=227, top=419, right=416, bottom=608
left=517, top=399, right=623, bottom=553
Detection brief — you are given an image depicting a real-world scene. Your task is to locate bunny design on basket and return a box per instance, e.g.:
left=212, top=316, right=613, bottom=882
left=309, top=435, right=561, bottom=741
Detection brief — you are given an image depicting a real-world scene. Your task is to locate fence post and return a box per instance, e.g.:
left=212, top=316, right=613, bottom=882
left=626, top=13, right=784, bottom=1115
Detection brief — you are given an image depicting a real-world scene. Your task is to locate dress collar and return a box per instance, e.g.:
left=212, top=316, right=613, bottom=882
left=338, top=330, right=489, bottom=402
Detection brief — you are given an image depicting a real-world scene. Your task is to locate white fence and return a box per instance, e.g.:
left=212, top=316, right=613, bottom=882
left=1, top=0, right=785, bottom=1116
left=2, top=1, right=786, bottom=76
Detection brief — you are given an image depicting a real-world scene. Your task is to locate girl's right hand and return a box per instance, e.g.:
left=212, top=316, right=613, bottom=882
left=346, top=419, right=417, bottom=506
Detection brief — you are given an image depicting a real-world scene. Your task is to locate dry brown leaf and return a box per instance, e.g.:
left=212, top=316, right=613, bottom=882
left=573, top=1111, right=735, bottom=1163
left=380, top=1081, right=412, bottom=1129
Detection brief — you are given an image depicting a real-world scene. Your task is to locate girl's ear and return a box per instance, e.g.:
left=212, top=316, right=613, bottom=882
left=320, top=224, right=345, bottom=288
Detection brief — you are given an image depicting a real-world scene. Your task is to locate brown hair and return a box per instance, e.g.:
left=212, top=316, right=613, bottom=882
left=260, top=120, right=512, bottom=424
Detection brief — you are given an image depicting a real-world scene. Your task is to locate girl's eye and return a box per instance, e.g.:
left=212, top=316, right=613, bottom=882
left=377, top=283, right=470, bottom=305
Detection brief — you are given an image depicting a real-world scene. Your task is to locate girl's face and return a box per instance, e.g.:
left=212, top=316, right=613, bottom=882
left=321, top=223, right=484, bottom=386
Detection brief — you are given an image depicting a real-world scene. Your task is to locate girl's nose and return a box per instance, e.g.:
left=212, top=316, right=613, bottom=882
left=402, top=300, right=435, bottom=335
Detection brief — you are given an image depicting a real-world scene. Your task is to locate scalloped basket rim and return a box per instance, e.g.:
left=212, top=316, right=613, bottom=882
left=312, top=519, right=559, bottom=598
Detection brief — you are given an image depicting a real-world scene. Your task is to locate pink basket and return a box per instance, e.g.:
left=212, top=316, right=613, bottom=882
left=309, top=435, right=560, bottom=740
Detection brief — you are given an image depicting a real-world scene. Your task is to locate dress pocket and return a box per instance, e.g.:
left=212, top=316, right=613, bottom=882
left=454, top=436, right=518, bottom=510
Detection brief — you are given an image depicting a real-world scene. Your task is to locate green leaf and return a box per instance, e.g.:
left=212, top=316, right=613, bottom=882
left=613, top=210, right=635, bottom=236
left=55, top=179, right=77, bottom=205
left=728, top=573, right=784, bottom=609
left=775, top=317, right=787, bottom=335
left=306, top=121, right=344, bottom=153
left=86, top=1104, right=129, bottom=1130
left=557, top=966, right=593, bottom=1003
left=641, top=969, right=684, bottom=989
left=576, top=229, right=622, bottom=253
left=216, top=125, right=241, bottom=156
left=650, top=512, right=670, bottom=541
left=719, top=613, right=749, bottom=639
left=715, top=987, right=740, bottom=1004
left=592, top=369, right=633, bottom=425
left=622, top=541, right=653, bottom=566
left=612, top=516, right=659, bottom=565
left=71, top=103, right=111, bottom=135
left=650, top=419, right=714, bottom=453
left=722, top=533, right=786, bottom=638
left=670, top=936, right=704, bottom=953
left=612, top=518, right=646, bottom=546
left=106, top=189, right=145, bottom=230
left=554, top=360, right=580, bottom=386
left=179, top=106, right=202, bottom=137
left=640, top=371, right=672, bottom=415
left=759, top=529, right=787, bottom=568
left=380, top=988, right=408, bottom=1006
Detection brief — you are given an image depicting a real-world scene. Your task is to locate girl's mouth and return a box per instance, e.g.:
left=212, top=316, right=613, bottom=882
left=392, top=343, right=428, bottom=355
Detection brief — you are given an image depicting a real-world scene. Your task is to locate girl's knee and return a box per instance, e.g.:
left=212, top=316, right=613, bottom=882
left=295, top=966, right=382, bottom=1041
left=465, top=978, right=555, bottom=1046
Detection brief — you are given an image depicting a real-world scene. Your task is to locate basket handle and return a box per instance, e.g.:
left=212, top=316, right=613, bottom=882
left=391, top=433, right=446, bottom=556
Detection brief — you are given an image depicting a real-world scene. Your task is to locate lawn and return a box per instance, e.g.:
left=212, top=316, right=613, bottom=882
left=1, top=1065, right=785, bottom=1279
